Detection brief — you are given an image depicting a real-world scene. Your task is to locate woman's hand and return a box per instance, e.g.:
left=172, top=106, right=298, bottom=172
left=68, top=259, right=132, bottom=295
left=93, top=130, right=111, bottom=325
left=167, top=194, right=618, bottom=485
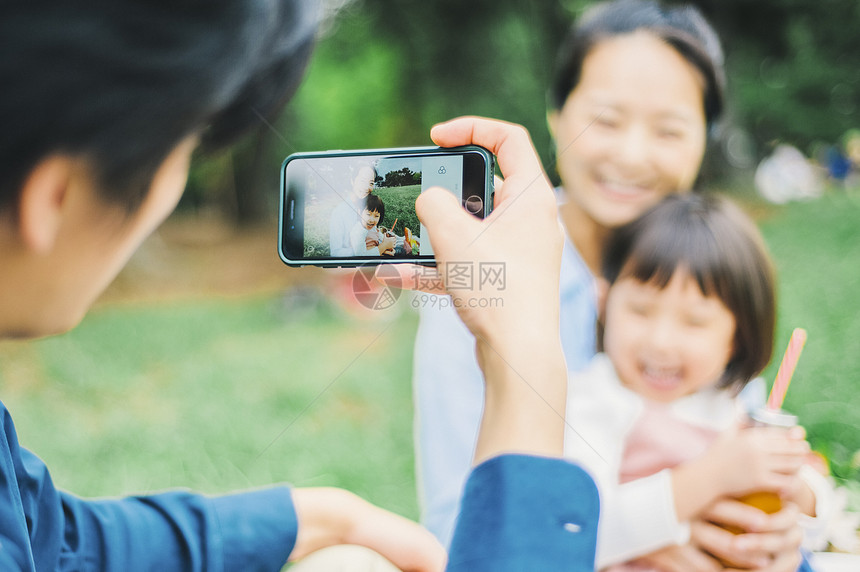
left=692, top=498, right=803, bottom=571
left=290, top=487, right=446, bottom=572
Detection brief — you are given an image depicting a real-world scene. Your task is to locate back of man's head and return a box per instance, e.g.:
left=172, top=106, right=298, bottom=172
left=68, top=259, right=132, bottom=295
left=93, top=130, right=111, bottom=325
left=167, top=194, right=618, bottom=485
left=0, top=0, right=318, bottom=213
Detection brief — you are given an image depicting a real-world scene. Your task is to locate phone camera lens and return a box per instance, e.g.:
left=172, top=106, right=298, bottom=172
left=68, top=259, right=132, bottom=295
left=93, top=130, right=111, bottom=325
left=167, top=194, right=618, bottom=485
left=464, top=195, right=483, bottom=215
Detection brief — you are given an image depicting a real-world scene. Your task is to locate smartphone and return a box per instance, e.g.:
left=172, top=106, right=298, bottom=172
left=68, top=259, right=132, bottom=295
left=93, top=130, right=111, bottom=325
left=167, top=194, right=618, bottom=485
left=278, top=145, right=494, bottom=267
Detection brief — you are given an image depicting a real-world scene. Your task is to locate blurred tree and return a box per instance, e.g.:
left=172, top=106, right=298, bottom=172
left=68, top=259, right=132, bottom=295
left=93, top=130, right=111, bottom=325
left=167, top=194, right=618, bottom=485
left=692, top=0, right=860, bottom=153
left=181, top=0, right=860, bottom=224
left=380, top=167, right=419, bottom=188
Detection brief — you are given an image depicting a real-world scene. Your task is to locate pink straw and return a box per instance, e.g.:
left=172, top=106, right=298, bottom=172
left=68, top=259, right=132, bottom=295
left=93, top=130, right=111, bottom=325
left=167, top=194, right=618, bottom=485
left=766, top=328, right=808, bottom=410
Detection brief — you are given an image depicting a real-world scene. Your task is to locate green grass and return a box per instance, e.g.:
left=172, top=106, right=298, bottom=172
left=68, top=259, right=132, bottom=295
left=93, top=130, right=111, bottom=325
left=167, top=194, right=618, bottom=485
left=0, top=191, right=858, bottom=523
left=0, top=296, right=422, bottom=519
left=374, top=185, right=421, bottom=236
left=756, top=192, right=860, bottom=485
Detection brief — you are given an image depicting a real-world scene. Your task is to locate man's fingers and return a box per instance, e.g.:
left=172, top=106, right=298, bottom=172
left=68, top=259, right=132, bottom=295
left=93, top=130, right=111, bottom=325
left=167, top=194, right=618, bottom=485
left=415, top=186, right=476, bottom=238
left=430, top=116, right=544, bottom=183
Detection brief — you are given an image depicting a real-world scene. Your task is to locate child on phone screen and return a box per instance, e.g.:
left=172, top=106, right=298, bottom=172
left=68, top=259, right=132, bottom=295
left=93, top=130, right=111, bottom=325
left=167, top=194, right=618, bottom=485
left=564, top=194, right=835, bottom=570
left=350, top=193, right=411, bottom=256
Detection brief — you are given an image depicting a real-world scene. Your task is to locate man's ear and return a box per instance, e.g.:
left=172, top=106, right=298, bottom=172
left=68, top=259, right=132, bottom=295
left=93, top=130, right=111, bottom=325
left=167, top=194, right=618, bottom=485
left=17, top=156, right=74, bottom=253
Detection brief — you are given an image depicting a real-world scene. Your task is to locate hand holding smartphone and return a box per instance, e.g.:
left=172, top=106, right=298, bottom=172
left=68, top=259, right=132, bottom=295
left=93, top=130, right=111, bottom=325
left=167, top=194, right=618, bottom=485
left=278, top=145, right=494, bottom=267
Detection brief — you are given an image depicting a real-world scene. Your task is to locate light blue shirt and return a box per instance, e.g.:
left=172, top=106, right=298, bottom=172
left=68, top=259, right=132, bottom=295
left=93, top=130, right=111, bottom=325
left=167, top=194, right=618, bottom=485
left=413, top=225, right=598, bottom=547
left=330, top=199, right=360, bottom=257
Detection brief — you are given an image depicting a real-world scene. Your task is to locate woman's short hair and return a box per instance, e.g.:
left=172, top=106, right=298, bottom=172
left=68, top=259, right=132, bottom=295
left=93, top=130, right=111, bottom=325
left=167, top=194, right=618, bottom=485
left=549, top=0, right=725, bottom=133
left=0, top=0, right=318, bottom=213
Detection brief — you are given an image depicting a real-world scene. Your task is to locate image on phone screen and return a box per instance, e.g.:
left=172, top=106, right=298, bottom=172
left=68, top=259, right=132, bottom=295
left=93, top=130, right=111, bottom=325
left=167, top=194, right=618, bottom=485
left=279, top=147, right=492, bottom=267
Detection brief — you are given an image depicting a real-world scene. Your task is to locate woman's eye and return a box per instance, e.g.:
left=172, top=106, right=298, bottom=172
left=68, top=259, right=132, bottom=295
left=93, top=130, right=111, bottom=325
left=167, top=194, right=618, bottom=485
left=655, top=125, right=686, bottom=140
left=596, top=116, right=620, bottom=129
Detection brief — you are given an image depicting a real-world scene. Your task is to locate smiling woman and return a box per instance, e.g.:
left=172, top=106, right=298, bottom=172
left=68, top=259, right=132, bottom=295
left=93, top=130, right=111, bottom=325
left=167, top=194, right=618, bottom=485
left=549, top=30, right=708, bottom=241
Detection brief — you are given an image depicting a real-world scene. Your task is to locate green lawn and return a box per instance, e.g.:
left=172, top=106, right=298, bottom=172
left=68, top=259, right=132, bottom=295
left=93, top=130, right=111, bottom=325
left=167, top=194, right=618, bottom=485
left=374, top=184, right=421, bottom=236
left=0, top=191, right=858, bottom=524
left=756, top=192, right=860, bottom=486
left=0, top=296, right=423, bottom=519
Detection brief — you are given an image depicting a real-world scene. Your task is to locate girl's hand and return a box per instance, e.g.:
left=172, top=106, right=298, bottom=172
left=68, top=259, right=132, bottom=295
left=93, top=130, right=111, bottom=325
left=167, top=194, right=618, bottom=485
left=672, top=426, right=808, bottom=523
left=290, top=487, right=446, bottom=572
left=692, top=498, right=803, bottom=571
left=708, top=426, right=809, bottom=498
left=365, top=235, right=380, bottom=250
left=378, top=236, right=396, bottom=255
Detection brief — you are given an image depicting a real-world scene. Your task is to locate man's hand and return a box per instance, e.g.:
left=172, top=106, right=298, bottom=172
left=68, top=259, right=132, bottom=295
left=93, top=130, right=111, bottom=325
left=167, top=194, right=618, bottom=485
left=414, top=116, right=567, bottom=463
left=290, top=487, right=446, bottom=572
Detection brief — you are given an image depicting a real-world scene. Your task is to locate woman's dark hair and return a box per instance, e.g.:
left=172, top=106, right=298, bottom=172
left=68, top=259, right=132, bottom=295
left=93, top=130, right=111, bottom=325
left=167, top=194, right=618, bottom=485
left=549, top=0, right=725, bottom=133
left=0, top=0, right=318, bottom=213
left=364, top=193, right=385, bottom=226
left=602, top=194, right=776, bottom=390
left=350, top=162, right=379, bottom=185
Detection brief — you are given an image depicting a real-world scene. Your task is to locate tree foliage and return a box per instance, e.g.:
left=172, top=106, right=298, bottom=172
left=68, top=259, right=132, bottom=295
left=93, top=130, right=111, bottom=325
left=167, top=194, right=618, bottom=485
left=183, top=0, right=860, bottom=223
left=378, top=167, right=421, bottom=188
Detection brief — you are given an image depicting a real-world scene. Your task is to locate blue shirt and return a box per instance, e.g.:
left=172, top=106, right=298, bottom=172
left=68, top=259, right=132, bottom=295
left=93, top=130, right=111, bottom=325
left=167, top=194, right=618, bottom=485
left=0, top=400, right=298, bottom=571
left=413, top=230, right=598, bottom=547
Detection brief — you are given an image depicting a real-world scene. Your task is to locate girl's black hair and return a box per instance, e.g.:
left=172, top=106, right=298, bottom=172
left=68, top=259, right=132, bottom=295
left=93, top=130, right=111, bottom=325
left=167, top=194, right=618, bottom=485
left=0, top=0, right=318, bottom=213
left=364, top=193, right=385, bottom=226
left=549, top=0, right=725, bottom=134
left=602, top=194, right=776, bottom=390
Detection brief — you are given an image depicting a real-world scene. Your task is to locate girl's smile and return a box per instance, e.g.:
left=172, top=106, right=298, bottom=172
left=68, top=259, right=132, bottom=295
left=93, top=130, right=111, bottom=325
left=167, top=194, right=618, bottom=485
left=603, top=268, right=736, bottom=403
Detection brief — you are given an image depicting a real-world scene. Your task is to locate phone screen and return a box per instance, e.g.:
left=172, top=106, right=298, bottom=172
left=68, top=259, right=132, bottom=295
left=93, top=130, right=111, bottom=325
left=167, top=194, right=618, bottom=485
left=279, top=147, right=492, bottom=266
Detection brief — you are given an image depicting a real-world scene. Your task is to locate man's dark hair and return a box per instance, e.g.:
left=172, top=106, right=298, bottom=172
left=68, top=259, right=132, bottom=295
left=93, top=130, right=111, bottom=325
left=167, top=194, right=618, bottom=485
left=0, top=0, right=318, bottom=213
left=602, top=194, right=776, bottom=390
left=549, top=0, right=726, bottom=133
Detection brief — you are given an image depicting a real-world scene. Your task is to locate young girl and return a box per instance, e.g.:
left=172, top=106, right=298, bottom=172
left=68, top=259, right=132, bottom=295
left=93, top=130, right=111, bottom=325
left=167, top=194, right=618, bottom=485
left=564, top=194, right=834, bottom=571
left=349, top=194, right=411, bottom=256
